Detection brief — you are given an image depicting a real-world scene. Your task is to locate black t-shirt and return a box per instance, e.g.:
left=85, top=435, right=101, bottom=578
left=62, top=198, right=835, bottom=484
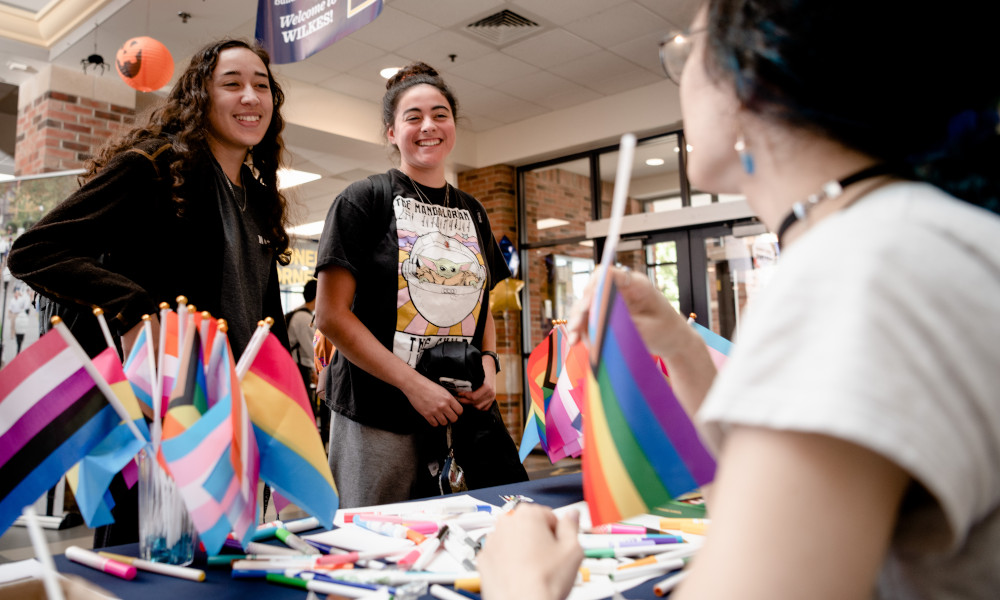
left=315, top=169, right=509, bottom=433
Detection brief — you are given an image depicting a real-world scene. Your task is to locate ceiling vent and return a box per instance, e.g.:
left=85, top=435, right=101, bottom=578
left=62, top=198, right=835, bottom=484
left=464, top=9, right=541, bottom=45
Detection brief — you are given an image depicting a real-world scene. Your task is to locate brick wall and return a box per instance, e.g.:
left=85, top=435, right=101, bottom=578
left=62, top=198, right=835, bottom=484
left=457, top=165, right=526, bottom=438
left=15, top=90, right=135, bottom=176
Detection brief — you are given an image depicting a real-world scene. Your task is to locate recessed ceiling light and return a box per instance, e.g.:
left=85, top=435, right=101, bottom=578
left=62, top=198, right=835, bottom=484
left=537, top=218, right=570, bottom=230
left=288, top=220, right=325, bottom=237
left=277, top=168, right=321, bottom=190
left=645, top=158, right=664, bottom=166
left=380, top=67, right=400, bottom=79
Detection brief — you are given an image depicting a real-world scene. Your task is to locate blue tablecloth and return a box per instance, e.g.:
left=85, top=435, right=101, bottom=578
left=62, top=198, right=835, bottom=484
left=53, top=473, right=670, bottom=599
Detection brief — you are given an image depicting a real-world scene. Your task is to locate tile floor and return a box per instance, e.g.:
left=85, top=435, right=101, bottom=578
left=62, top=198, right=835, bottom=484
left=0, top=453, right=580, bottom=564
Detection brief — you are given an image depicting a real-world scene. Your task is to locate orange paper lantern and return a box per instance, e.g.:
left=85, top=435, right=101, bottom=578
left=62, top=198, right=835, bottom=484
left=115, top=36, right=174, bottom=92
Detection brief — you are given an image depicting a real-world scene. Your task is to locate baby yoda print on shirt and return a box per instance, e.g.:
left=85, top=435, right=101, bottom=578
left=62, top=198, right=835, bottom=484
left=393, top=193, right=487, bottom=367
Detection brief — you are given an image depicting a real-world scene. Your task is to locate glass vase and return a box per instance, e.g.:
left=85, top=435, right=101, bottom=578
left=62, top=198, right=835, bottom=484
left=138, top=447, right=198, bottom=565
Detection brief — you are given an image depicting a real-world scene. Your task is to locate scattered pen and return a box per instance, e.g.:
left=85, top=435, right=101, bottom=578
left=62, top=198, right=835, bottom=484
left=653, top=570, right=689, bottom=597
left=409, top=525, right=448, bottom=571
left=65, top=546, right=135, bottom=580
left=610, top=559, right=685, bottom=582
left=267, top=572, right=381, bottom=598
left=97, top=551, right=206, bottom=582
left=430, top=584, right=472, bottom=600
left=275, top=528, right=321, bottom=555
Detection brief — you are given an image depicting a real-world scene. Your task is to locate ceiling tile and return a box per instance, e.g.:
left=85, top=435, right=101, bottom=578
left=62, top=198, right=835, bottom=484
left=395, top=29, right=495, bottom=67
left=272, top=61, right=338, bottom=87
left=609, top=31, right=670, bottom=75
left=346, top=6, right=441, bottom=52
left=318, top=73, right=387, bottom=102
left=634, top=0, right=702, bottom=29
left=501, top=29, right=601, bottom=69
left=509, top=0, right=630, bottom=27
left=502, top=70, right=600, bottom=110
left=447, top=52, right=539, bottom=86
left=303, top=36, right=386, bottom=72
left=391, top=0, right=506, bottom=29
left=588, top=66, right=662, bottom=96
left=549, top=50, right=638, bottom=90
left=564, top=2, right=669, bottom=49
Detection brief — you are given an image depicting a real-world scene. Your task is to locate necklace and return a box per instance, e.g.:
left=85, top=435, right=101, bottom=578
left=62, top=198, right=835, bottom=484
left=775, top=163, right=894, bottom=244
left=214, top=159, right=246, bottom=212
left=402, top=171, right=450, bottom=208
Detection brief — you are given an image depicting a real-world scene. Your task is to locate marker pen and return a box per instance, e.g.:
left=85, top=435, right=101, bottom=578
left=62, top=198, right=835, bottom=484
left=97, top=551, right=206, bottom=582
left=617, top=545, right=698, bottom=570
left=584, top=543, right=684, bottom=558
left=610, top=559, right=684, bottom=582
left=410, top=528, right=447, bottom=571
left=266, top=572, right=379, bottom=598
left=587, top=524, right=649, bottom=535
left=65, top=546, right=136, bottom=580
left=659, top=518, right=710, bottom=535
left=653, top=570, right=689, bottom=596
left=284, top=516, right=321, bottom=533
left=430, top=584, right=471, bottom=600
left=275, top=528, right=321, bottom=555
left=350, top=514, right=440, bottom=536
left=245, top=540, right=311, bottom=556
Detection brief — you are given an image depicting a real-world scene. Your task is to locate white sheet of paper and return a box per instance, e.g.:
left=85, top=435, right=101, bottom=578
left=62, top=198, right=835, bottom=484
left=0, top=559, right=44, bottom=584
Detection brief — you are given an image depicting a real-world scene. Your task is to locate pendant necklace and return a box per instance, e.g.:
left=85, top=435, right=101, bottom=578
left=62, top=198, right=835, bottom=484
left=403, top=171, right=450, bottom=208
left=215, top=158, right=247, bottom=212
left=775, top=163, right=894, bottom=245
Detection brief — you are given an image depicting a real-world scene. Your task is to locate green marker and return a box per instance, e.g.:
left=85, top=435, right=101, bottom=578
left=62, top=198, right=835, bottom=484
left=274, top=527, right=320, bottom=555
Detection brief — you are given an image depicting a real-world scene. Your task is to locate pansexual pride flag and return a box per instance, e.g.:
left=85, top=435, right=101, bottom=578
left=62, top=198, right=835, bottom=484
left=582, top=270, right=716, bottom=525
left=242, top=333, right=338, bottom=528
left=0, top=328, right=119, bottom=534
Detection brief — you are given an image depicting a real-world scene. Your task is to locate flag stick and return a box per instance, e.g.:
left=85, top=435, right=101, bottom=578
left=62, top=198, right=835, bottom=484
left=52, top=318, right=147, bottom=446
left=175, top=295, right=187, bottom=357
left=153, top=302, right=170, bottom=453
left=22, top=506, right=66, bottom=600
left=235, top=318, right=273, bottom=380
left=597, top=133, right=636, bottom=270
left=92, top=307, right=116, bottom=351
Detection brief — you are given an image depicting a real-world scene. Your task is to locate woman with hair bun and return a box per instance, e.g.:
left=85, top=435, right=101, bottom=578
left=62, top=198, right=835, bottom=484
left=314, top=62, right=526, bottom=507
left=478, top=1, right=1000, bottom=598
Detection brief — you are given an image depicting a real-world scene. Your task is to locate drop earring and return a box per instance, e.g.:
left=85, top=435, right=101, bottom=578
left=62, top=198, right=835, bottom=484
left=734, top=134, right=755, bottom=175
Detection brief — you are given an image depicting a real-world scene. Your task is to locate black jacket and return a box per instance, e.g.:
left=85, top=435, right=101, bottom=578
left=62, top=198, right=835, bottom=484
left=8, top=138, right=288, bottom=357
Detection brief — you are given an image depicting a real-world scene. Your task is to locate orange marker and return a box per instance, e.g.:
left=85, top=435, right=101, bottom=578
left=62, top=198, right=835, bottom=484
left=659, top=518, right=709, bottom=535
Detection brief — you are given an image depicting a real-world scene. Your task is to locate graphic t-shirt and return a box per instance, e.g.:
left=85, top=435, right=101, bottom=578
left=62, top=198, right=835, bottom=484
left=315, top=170, right=508, bottom=433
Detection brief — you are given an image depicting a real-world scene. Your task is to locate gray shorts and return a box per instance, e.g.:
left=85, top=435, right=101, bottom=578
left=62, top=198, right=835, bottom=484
left=327, top=412, right=419, bottom=508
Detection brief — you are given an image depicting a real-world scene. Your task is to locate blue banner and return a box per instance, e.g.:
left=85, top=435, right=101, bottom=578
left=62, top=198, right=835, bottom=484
left=256, top=0, right=383, bottom=64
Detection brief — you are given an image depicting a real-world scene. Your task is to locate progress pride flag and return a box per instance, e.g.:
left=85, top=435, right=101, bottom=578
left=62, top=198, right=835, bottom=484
left=256, top=0, right=383, bottom=64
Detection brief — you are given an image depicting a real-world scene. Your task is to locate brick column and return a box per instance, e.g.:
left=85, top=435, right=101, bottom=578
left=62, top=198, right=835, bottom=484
left=15, top=64, right=136, bottom=176
left=457, top=165, right=525, bottom=440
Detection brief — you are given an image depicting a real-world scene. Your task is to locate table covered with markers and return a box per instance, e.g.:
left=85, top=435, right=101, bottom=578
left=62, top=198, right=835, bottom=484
left=50, top=473, right=701, bottom=599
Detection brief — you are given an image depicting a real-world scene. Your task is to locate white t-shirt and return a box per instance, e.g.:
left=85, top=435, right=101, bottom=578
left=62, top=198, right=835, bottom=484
left=699, top=182, right=1000, bottom=598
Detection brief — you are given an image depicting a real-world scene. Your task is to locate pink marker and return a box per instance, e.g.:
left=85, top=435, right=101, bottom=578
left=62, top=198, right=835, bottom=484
left=66, top=546, right=136, bottom=580
left=588, top=524, right=648, bottom=535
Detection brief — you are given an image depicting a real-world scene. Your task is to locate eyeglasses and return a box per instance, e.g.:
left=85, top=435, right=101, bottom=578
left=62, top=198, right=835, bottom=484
left=659, top=27, right=706, bottom=85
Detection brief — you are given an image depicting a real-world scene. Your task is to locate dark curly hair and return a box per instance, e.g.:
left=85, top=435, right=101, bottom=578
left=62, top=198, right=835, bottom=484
left=84, top=38, right=291, bottom=263
left=381, top=62, right=459, bottom=144
left=702, top=0, right=1000, bottom=214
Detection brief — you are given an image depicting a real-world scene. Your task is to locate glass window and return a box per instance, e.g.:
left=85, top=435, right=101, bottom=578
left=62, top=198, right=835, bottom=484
left=523, top=158, right=591, bottom=245
left=523, top=242, right=595, bottom=350
left=601, top=134, right=681, bottom=218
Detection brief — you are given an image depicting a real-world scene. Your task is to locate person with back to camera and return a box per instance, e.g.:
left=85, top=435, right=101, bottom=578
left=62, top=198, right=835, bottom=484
left=7, top=38, right=293, bottom=546
left=313, top=62, right=527, bottom=507
left=477, top=1, right=1000, bottom=598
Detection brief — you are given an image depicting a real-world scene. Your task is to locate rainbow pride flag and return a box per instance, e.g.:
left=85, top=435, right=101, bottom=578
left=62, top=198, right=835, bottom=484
left=582, top=271, right=716, bottom=525
left=242, top=333, right=338, bottom=529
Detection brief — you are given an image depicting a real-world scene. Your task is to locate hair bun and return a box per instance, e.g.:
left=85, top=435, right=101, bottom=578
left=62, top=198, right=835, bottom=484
left=387, top=61, right=439, bottom=89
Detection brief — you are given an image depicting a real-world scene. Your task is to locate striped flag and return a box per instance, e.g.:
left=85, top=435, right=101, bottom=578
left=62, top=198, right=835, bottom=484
left=520, top=329, right=557, bottom=461
left=67, top=347, right=150, bottom=527
left=123, top=326, right=156, bottom=420
left=160, top=326, right=254, bottom=554
left=546, top=339, right=587, bottom=462
left=242, top=333, right=338, bottom=529
left=158, top=309, right=180, bottom=418
left=691, top=321, right=732, bottom=369
left=0, top=328, right=120, bottom=535
left=582, top=271, right=716, bottom=525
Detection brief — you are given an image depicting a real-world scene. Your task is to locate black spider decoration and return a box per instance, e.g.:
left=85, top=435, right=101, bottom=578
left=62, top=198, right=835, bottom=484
left=82, top=53, right=109, bottom=75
